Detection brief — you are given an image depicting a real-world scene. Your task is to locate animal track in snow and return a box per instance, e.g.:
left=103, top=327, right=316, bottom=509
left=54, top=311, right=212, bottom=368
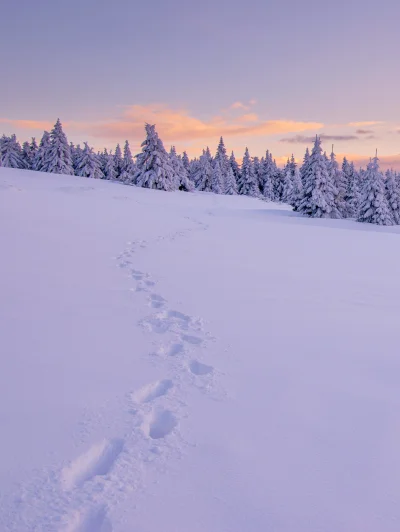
left=61, top=438, right=124, bottom=491
left=148, top=294, right=166, bottom=309
left=142, top=409, right=178, bottom=440
left=141, top=310, right=202, bottom=335
left=63, top=504, right=112, bottom=532
left=189, top=360, right=213, bottom=376
left=132, top=379, right=174, bottom=404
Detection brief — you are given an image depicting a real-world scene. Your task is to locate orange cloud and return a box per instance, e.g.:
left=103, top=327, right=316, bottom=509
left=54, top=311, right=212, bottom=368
left=85, top=104, right=323, bottom=143
left=347, top=121, right=384, bottom=128
left=230, top=101, right=250, bottom=111
left=238, top=113, right=259, bottom=123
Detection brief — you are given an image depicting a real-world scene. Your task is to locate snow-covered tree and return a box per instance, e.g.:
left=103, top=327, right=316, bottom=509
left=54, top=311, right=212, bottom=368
left=169, top=146, right=193, bottom=191
left=120, top=140, right=136, bottom=183
left=22, top=141, right=32, bottom=169
left=182, top=151, right=191, bottom=175
left=74, top=142, right=104, bottom=179
left=211, top=159, right=223, bottom=194
left=224, top=166, right=238, bottom=195
left=195, top=148, right=214, bottom=192
left=253, top=156, right=262, bottom=194
left=282, top=162, right=294, bottom=204
left=297, top=136, right=340, bottom=218
left=229, top=151, right=241, bottom=188
left=385, top=169, right=400, bottom=225
left=33, top=131, right=51, bottom=171
left=300, top=147, right=311, bottom=185
left=114, top=143, right=123, bottom=179
left=134, top=124, right=176, bottom=191
left=343, top=159, right=360, bottom=218
left=273, top=167, right=285, bottom=202
left=357, top=155, right=393, bottom=225
left=328, top=148, right=347, bottom=216
left=259, top=151, right=275, bottom=200
left=238, top=148, right=258, bottom=197
left=42, top=119, right=74, bottom=175
left=214, top=137, right=229, bottom=189
left=0, top=134, right=26, bottom=169
left=103, top=150, right=117, bottom=181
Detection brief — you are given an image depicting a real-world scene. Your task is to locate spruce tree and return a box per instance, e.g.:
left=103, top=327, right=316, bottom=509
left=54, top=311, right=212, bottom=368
left=169, top=146, right=193, bottom=191
left=103, top=150, right=117, bottom=181
left=229, top=151, right=241, bottom=189
left=214, top=137, right=229, bottom=188
left=74, top=142, right=104, bottom=179
left=297, top=136, right=340, bottom=218
left=259, top=151, right=275, bottom=200
left=33, top=131, right=51, bottom=171
left=195, top=148, right=214, bottom=192
left=120, top=140, right=136, bottom=183
left=273, top=167, right=285, bottom=202
left=385, top=169, right=400, bottom=225
left=224, top=166, right=238, bottom=195
left=238, top=148, right=258, bottom=196
left=0, top=134, right=26, bottom=169
left=134, top=124, right=176, bottom=191
left=211, top=159, right=223, bottom=194
left=343, top=160, right=360, bottom=218
left=282, top=161, right=294, bottom=204
left=22, top=141, right=32, bottom=169
left=328, top=148, right=347, bottom=216
left=114, top=143, right=123, bottom=179
left=357, top=155, right=393, bottom=225
left=42, top=119, right=74, bottom=175
left=182, top=151, right=191, bottom=175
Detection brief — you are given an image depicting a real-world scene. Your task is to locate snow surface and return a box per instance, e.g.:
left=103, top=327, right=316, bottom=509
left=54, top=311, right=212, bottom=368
left=1, top=168, right=400, bottom=532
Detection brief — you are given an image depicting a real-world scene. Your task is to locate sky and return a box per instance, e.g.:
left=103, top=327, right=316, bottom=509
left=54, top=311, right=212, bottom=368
left=1, top=0, right=399, bottom=168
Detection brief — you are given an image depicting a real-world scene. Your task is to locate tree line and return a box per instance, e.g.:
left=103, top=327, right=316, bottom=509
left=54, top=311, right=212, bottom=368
left=1, top=119, right=399, bottom=226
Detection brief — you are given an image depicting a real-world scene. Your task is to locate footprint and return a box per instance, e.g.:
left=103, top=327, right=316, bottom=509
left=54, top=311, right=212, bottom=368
left=181, top=334, right=203, bottom=345
left=140, top=314, right=171, bottom=333
left=189, top=360, right=213, bottom=376
left=143, top=410, right=178, bottom=440
left=61, top=439, right=124, bottom=491
left=148, top=294, right=166, bottom=309
left=63, top=504, right=112, bottom=532
left=145, top=280, right=155, bottom=287
left=132, top=379, right=173, bottom=404
left=131, top=269, right=144, bottom=280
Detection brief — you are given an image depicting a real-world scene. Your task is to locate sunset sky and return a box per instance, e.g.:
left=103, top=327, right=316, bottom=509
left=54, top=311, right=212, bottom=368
left=1, top=0, right=400, bottom=168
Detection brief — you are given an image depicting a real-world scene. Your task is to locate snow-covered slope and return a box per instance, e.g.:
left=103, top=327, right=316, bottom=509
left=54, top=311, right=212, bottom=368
left=1, top=168, right=400, bottom=532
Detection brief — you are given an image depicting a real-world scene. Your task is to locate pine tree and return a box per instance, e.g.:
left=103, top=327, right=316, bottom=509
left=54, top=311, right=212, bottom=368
left=195, top=148, right=214, bottom=192
left=259, top=151, right=275, bottom=200
left=300, top=147, right=311, bottom=184
left=189, top=157, right=200, bottom=184
left=120, top=140, right=136, bottom=183
left=357, top=155, right=393, bottom=225
left=238, top=148, right=258, bottom=196
left=169, top=146, right=193, bottom=191
left=114, top=143, right=123, bottom=179
left=103, top=150, right=117, bottom=181
left=343, top=159, right=360, bottom=218
left=224, top=166, right=238, bottom=195
left=328, top=148, right=347, bottom=216
left=74, top=142, right=104, bottom=179
left=33, top=131, right=51, bottom=171
left=253, top=156, right=262, bottom=194
left=211, top=159, right=223, bottom=194
left=134, top=124, right=176, bottom=191
left=42, top=119, right=74, bottom=175
left=0, top=134, right=26, bottom=169
left=297, top=136, right=340, bottom=218
left=385, top=169, right=400, bottom=225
